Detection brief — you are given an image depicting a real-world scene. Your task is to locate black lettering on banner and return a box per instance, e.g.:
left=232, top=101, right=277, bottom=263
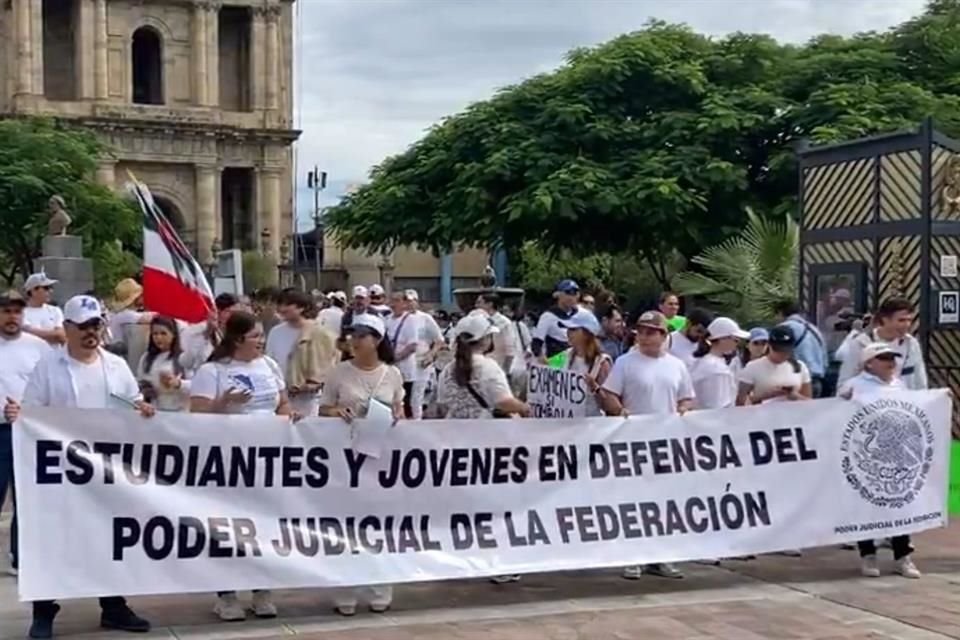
left=233, top=518, right=261, bottom=557
left=259, top=447, right=281, bottom=487
left=143, top=515, right=175, bottom=560
left=229, top=446, right=257, bottom=486
left=121, top=443, right=153, bottom=484
left=208, top=517, right=233, bottom=558
left=36, top=440, right=63, bottom=484
left=344, top=449, right=366, bottom=488
left=556, top=507, right=575, bottom=543
left=319, top=517, right=345, bottom=555
left=750, top=429, right=819, bottom=465
left=538, top=445, right=578, bottom=481
left=281, top=447, right=304, bottom=487
left=177, top=517, right=207, bottom=558
left=305, top=447, right=329, bottom=488
left=450, top=513, right=474, bottom=550
left=65, top=440, right=93, bottom=484
left=197, top=447, right=226, bottom=486
left=155, top=444, right=184, bottom=485
left=92, top=441, right=121, bottom=484
left=113, top=517, right=140, bottom=560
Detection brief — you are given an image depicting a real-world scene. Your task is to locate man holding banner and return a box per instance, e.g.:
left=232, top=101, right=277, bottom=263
left=5, top=295, right=154, bottom=639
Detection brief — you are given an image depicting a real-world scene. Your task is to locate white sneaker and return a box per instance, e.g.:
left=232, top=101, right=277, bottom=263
left=5, top=565, right=17, bottom=577
left=251, top=591, right=277, bottom=618
left=214, top=593, right=247, bottom=622
left=895, top=556, right=921, bottom=579
left=860, top=555, right=880, bottom=578
left=645, top=563, right=684, bottom=579
left=621, top=565, right=643, bottom=580
left=489, top=574, right=521, bottom=584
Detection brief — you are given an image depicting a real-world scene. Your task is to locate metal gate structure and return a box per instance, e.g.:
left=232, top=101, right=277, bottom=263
left=798, top=118, right=960, bottom=436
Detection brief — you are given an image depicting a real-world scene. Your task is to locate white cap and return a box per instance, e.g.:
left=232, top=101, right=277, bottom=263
left=861, top=342, right=901, bottom=365
left=454, top=313, right=499, bottom=342
left=404, top=288, right=419, bottom=302
left=329, top=290, right=347, bottom=302
left=350, top=313, right=386, bottom=337
left=707, top=317, right=750, bottom=340
left=352, top=285, right=369, bottom=298
left=369, top=284, right=385, bottom=296
left=63, top=295, right=103, bottom=324
left=23, top=272, right=57, bottom=292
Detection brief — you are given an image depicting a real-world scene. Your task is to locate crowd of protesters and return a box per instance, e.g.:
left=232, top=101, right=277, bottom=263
left=0, top=270, right=930, bottom=638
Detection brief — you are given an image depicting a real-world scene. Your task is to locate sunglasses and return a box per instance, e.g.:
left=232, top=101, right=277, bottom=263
left=71, top=319, right=103, bottom=331
left=873, top=353, right=897, bottom=362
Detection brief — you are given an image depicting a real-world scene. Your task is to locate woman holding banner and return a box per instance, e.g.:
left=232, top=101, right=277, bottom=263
left=189, top=311, right=295, bottom=622
left=436, top=314, right=531, bottom=420
left=559, top=310, right=611, bottom=417
left=690, top=318, right=750, bottom=410
left=837, top=342, right=922, bottom=579
left=136, top=316, right=190, bottom=412
left=319, top=313, right=405, bottom=615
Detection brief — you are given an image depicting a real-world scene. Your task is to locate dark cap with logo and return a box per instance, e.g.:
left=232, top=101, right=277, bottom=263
left=0, top=289, right=26, bottom=307
left=768, top=324, right=797, bottom=349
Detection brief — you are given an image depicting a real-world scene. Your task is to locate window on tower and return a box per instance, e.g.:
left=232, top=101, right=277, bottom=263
left=132, top=27, right=164, bottom=105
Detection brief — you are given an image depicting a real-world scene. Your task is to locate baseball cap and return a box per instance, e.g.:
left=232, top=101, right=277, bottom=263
left=352, top=285, right=369, bottom=298
left=860, top=342, right=901, bottom=365
left=707, top=317, right=750, bottom=340
left=405, top=289, right=419, bottom=302
left=768, top=324, right=796, bottom=349
left=369, top=284, right=385, bottom=297
left=636, top=310, right=668, bottom=333
left=23, top=272, right=57, bottom=292
left=328, top=290, right=347, bottom=303
left=560, top=310, right=601, bottom=336
left=556, top=279, right=580, bottom=294
left=63, top=295, right=103, bottom=324
left=748, top=327, right=770, bottom=343
left=0, top=289, right=26, bottom=307
left=350, top=313, right=385, bottom=337
left=454, top=313, right=499, bottom=342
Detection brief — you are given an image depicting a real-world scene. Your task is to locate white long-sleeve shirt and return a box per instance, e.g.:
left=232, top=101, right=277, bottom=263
left=837, top=330, right=927, bottom=391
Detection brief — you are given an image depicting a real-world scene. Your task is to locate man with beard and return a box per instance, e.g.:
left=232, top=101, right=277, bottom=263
left=5, top=294, right=154, bottom=638
left=0, top=290, right=51, bottom=577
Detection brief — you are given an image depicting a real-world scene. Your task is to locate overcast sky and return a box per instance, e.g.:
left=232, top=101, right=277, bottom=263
left=291, top=0, right=928, bottom=229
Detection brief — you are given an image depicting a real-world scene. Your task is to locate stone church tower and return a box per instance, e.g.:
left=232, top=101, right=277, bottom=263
left=0, top=0, right=300, bottom=264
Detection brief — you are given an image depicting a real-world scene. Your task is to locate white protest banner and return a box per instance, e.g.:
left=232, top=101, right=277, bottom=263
left=15, top=390, right=952, bottom=601
left=527, top=363, right=590, bottom=417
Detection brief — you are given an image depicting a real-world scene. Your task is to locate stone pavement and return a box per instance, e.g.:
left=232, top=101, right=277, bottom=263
left=2, top=506, right=959, bottom=640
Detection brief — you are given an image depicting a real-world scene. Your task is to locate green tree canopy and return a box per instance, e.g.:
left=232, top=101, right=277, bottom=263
left=326, top=1, right=960, bottom=280
left=0, top=118, right=140, bottom=291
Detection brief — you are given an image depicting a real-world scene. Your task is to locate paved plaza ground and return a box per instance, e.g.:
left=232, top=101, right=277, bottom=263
left=2, top=506, right=959, bottom=640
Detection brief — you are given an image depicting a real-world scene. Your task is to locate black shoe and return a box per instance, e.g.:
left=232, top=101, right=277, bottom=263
left=100, top=606, right=150, bottom=633
left=29, top=604, right=60, bottom=639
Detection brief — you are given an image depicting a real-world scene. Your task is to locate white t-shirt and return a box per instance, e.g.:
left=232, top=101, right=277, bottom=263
left=191, top=356, right=286, bottom=415
left=318, top=307, right=344, bottom=336
left=602, top=351, right=695, bottom=415
left=567, top=350, right=612, bottom=417
left=69, top=357, right=111, bottom=409
left=737, top=356, right=811, bottom=404
left=415, top=310, right=443, bottom=382
left=320, top=361, right=405, bottom=418
left=668, top=331, right=699, bottom=370
left=137, top=351, right=190, bottom=412
left=690, top=353, right=737, bottom=409
left=386, top=313, right=420, bottom=382
left=0, top=333, right=51, bottom=405
left=23, top=304, right=64, bottom=331
left=437, top=354, right=513, bottom=419
left=838, top=372, right=904, bottom=401
left=265, top=323, right=300, bottom=371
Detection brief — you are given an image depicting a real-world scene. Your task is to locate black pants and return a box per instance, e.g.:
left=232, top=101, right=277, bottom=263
left=811, top=377, right=824, bottom=399
left=0, top=423, right=16, bottom=568
left=858, top=535, right=913, bottom=560
left=34, top=597, right=127, bottom=617
left=402, top=382, right=415, bottom=419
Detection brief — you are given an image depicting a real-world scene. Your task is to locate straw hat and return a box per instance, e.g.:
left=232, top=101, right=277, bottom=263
left=111, top=278, right=143, bottom=311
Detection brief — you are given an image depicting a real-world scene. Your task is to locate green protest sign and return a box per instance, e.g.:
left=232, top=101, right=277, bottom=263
left=949, top=441, right=960, bottom=516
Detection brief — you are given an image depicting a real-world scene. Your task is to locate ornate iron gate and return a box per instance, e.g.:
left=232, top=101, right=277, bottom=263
left=798, top=118, right=960, bottom=436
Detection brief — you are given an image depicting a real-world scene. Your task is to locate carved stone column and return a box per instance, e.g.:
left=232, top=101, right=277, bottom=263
left=192, top=2, right=208, bottom=105
left=15, top=0, right=33, bottom=95
left=251, top=6, right=267, bottom=111
left=205, top=2, right=220, bottom=106
left=264, top=5, right=280, bottom=111
left=30, top=0, right=43, bottom=95
left=94, top=0, right=109, bottom=99
left=95, top=161, right=115, bottom=189
left=196, top=165, right=219, bottom=264
left=260, top=168, right=282, bottom=260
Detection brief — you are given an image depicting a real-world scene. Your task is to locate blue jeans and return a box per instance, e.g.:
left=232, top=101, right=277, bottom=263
left=0, top=423, right=16, bottom=569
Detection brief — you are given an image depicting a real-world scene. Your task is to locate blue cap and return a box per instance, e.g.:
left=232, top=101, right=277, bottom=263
left=556, top=279, right=580, bottom=294
left=560, top=310, right=601, bottom=336
left=748, top=327, right=769, bottom=342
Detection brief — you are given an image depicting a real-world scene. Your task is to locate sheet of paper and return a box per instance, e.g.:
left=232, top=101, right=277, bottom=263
left=352, top=398, right=394, bottom=458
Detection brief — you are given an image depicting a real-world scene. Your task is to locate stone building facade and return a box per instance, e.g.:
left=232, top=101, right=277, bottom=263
left=0, top=0, right=300, bottom=264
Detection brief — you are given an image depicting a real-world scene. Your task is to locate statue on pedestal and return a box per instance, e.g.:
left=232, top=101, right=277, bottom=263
left=47, top=195, right=72, bottom=236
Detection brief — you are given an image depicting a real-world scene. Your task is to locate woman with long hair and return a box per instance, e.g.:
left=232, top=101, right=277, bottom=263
left=436, top=314, right=530, bottom=420
left=136, top=316, right=189, bottom=412
left=319, top=313, right=405, bottom=616
left=560, top=310, right=611, bottom=416
left=729, top=327, right=769, bottom=380
left=189, top=311, right=294, bottom=622
left=690, top=318, right=750, bottom=409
